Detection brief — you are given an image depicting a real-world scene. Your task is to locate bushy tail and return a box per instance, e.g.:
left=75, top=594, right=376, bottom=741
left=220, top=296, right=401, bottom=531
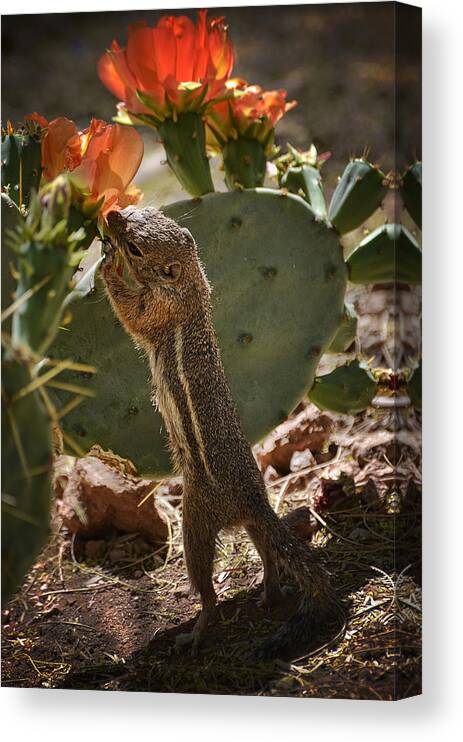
left=255, top=510, right=344, bottom=659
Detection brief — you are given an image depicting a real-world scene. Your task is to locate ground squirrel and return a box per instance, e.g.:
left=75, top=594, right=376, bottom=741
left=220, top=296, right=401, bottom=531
left=101, top=206, right=337, bottom=656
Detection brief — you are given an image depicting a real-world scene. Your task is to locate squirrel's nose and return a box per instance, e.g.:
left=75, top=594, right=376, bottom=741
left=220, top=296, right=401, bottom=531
left=107, top=209, right=125, bottom=233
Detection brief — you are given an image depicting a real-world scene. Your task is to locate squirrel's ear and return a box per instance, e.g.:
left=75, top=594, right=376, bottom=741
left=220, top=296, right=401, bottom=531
left=181, top=227, right=194, bottom=245
left=160, top=261, right=182, bottom=282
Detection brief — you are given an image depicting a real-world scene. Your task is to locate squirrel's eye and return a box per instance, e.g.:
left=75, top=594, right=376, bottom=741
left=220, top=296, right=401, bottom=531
left=127, top=241, right=143, bottom=257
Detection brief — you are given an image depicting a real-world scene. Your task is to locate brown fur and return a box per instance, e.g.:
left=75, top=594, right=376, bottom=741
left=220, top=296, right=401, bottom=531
left=101, top=206, right=337, bottom=655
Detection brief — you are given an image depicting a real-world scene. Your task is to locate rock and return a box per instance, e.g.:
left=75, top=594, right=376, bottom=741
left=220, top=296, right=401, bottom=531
left=87, top=445, right=138, bottom=476
left=289, top=448, right=316, bottom=472
left=263, top=465, right=279, bottom=484
left=255, top=405, right=333, bottom=475
left=56, top=452, right=168, bottom=546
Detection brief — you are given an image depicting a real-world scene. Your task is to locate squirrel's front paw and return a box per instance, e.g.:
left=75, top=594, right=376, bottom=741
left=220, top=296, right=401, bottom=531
left=101, top=242, right=119, bottom=279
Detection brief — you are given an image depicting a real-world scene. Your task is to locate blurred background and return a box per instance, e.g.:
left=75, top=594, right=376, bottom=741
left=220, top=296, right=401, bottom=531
left=2, top=2, right=421, bottom=200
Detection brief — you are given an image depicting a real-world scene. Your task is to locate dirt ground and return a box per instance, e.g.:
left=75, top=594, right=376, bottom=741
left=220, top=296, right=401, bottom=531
left=1, top=392, right=421, bottom=698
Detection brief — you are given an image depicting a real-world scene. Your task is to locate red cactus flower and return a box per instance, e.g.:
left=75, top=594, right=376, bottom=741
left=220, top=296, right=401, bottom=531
left=24, top=112, right=49, bottom=129
left=39, top=117, right=143, bottom=219
left=98, top=10, right=234, bottom=123
left=207, top=79, right=297, bottom=154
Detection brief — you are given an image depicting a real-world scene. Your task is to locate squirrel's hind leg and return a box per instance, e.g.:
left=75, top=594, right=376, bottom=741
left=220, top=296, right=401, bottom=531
left=176, top=519, right=217, bottom=655
left=246, top=525, right=286, bottom=608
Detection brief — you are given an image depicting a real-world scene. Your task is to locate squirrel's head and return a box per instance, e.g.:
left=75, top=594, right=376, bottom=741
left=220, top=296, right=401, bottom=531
left=106, top=206, right=211, bottom=308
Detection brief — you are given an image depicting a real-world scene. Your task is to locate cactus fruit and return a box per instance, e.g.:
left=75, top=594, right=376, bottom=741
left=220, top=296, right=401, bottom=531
left=157, top=112, right=214, bottom=197
left=49, top=188, right=347, bottom=476
left=326, top=304, right=358, bottom=353
left=1, top=349, right=53, bottom=604
left=7, top=178, right=98, bottom=356
left=401, top=162, right=422, bottom=229
left=346, top=223, right=422, bottom=285
left=1, top=120, right=43, bottom=209
left=280, top=164, right=327, bottom=221
left=308, top=359, right=377, bottom=415
left=222, top=137, right=267, bottom=189
left=275, top=144, right=328, bottom=221
left=328, top=158, right=385, bottom=234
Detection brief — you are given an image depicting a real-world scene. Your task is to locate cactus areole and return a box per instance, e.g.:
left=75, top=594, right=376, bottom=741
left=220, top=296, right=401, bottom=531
left=50, top=189, right=347, bottom=477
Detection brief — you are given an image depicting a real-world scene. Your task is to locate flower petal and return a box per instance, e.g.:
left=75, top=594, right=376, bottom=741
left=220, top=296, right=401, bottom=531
left=24, top=112, right=48, bottom=129
left=42, top=117, right=81, bottom=181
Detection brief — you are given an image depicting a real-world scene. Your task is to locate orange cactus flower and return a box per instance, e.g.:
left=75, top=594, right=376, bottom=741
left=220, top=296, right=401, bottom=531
left=98, top=10, right=234, bottom=123
left=40, top=117, right=143, bottom=219
left=24, top=112, right=49, bottom=129
left=207, top=79, right=297, bottom=154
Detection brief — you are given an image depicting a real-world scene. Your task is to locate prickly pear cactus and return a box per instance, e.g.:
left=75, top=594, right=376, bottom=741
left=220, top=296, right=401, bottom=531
left=49, top=188, right=347, bottom=476
left=7, top=179, right=98, bottom=356
left=222, top=138, right=267, bottom=190
left=328, top=158, right=385, bottom=234
left=401, top=161, right=422, bottom=229
left=1, top=120, right=43, bottom=209
left=346, top=224, right=422, bottom=285
left=1, top=349, right=53, bottom=604
left=276, top=145, right=328, bottom=221
left=308, top=359, right=377, bottom=415
left=157, top=112, right=214, bottom=196
left=326, top=304, right=358, bottom=353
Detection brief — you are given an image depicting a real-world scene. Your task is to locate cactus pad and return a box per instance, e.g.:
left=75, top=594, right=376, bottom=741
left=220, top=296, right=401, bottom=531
left=50, top=189, right=347, bottom=476
left=281, top=164, right=327, bottom=221
left=308, top=359, right=377, bottom=415
left=346, top=224, right=422, bottom=285
left=326, top=304, right=358, bottom=353
left=328, top=159, right=385, bottom=234
left=401, top=162, right=422, bottom=229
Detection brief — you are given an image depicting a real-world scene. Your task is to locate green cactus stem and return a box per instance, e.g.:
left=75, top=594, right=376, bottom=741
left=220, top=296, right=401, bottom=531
left=1, top=194, right=22, bottom=332
left=275, top=144, right=328, bottom=221
left=1, top=123, right=43, bottom=209
left=8, top=178, right=97, bottom=356
left=309, top=360, right=377, bottom=415
left=280, top=164, right=327, bottom=220
left=328, top=158, right=385, bottom=234
left=326, top=304, right=358, bottom=353
left=50, top=188, right=347, bottom=477
left=401, top=162, right=422, bottom=229
left=222, top=137, right=267, bottom=190
left=346, top=224, right=422, bottom=285
left=157, top=112, right=214, bottom=197
left=1, top=347, right=53, bottom=604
